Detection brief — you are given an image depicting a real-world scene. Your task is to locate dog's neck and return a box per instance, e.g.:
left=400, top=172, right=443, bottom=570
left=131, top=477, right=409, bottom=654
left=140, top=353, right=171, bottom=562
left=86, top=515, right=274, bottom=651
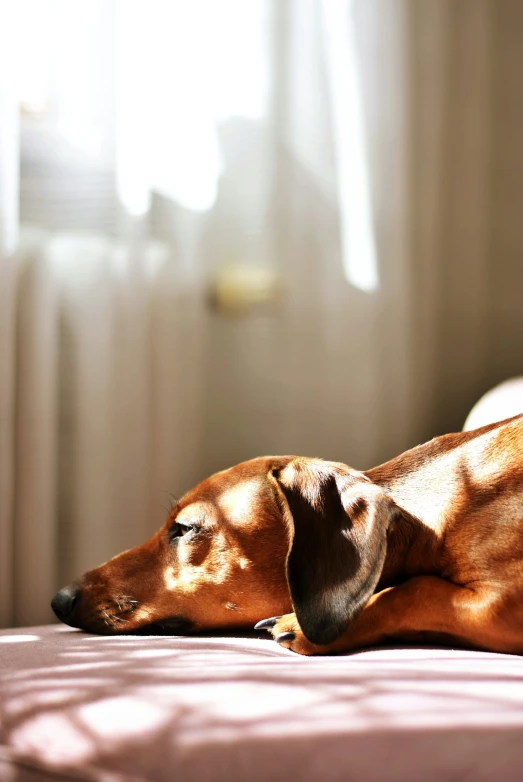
left=368, top=414, right=523, bottom=589
left=377, top=506, right=441, bottom=589
left=365, top=416, right=519, bottom=532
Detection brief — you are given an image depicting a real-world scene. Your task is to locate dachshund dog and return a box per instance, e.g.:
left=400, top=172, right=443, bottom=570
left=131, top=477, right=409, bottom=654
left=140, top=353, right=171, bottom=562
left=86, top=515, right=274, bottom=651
left=51, top=414, right=523, bottom=655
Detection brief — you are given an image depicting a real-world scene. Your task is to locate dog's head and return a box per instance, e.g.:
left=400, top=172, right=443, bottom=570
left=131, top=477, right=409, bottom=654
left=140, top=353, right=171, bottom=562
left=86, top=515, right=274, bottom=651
left=51, top=456, right=401, bottom=644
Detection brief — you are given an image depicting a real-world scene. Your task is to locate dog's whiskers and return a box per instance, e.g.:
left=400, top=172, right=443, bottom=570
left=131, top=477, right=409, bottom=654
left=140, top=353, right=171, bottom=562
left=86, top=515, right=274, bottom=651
left=101, top=609, right=115, bottom=628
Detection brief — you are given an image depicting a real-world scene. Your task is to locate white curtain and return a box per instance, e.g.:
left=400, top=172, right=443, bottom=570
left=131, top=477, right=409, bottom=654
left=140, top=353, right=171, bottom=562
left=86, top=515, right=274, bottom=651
left=1, top=1, right=214, bottom=626
left=198, top=0, right=523, bottom=476
left=2, top=0, right=523, bottom=628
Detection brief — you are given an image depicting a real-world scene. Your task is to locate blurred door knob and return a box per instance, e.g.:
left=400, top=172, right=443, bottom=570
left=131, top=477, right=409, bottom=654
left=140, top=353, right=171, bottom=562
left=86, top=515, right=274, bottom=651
left=210, top=264, right=283, bottom=316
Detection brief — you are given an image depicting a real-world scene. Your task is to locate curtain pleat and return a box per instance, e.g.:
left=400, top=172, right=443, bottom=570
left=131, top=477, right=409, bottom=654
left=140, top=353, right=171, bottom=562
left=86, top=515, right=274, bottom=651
left=13, top=235, right=58, bottom=624
left=0, top=33, right=19, bottom=624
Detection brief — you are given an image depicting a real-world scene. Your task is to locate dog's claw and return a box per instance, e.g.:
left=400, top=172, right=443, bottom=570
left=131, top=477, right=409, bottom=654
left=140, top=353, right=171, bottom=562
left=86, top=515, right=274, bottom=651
left=276, top=632, right=295, bottom=645
left=254, top=616, right=281, bottom=630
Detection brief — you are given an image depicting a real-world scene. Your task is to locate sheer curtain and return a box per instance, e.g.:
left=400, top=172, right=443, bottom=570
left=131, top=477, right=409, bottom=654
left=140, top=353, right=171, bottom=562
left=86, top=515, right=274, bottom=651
left=0, top=1, right=218, bottom=626
left=2, top=0, right=523, bottom=629
left=199, top=0, right=523, bottom=477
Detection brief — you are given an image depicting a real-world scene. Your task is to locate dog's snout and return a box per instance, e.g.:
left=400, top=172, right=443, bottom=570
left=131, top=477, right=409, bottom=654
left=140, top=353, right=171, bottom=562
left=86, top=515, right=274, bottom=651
left=51, top=584, right=81, bottom=621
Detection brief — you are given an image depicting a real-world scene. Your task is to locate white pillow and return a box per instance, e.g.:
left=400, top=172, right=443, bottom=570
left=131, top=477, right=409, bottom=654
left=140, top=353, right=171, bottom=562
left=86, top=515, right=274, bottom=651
left=463, top=377, right=523, bottom=431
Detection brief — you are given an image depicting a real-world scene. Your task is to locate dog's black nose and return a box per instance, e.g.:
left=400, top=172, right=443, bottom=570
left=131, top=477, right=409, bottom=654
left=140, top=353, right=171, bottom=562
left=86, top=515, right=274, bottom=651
left=51, top=584, right=80, bottom=620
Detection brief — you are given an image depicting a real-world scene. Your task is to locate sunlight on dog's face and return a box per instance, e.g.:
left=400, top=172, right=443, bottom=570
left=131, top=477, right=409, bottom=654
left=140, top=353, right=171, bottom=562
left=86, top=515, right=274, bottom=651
left=56, top=457, right=294, bottom=635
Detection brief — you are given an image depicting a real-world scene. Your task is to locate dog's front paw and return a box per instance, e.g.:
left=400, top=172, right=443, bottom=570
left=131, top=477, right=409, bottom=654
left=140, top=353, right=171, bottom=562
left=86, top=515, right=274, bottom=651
left=255, top=613, right=323, bottom=655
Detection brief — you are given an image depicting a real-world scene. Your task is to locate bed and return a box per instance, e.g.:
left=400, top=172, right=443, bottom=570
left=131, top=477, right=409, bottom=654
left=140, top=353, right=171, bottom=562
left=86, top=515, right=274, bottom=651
left=2, top=624, right=523, bottom=782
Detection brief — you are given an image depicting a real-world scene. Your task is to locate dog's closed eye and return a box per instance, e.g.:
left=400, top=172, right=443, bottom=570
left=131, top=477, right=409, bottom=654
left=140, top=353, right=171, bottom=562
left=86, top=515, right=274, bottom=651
left=168, top=522, right=198, bottom=542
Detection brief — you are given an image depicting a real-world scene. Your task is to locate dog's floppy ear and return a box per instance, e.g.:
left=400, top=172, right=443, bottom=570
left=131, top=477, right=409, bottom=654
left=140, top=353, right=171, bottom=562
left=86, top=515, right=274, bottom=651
left=270, top=459, right=400, bottom=646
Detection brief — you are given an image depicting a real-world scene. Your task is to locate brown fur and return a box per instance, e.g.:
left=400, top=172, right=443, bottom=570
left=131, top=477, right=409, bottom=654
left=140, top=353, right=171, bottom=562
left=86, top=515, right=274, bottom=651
left=51, top=415, right=523, bottom=655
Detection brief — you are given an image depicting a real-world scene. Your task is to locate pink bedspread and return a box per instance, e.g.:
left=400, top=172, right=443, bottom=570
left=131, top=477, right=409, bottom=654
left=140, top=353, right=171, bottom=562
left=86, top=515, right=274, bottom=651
left=1, top=625, right=523, bottom=782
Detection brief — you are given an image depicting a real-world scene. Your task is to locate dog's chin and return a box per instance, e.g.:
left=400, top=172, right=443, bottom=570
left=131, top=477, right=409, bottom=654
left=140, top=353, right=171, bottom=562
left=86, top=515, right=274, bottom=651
left=67, top=615, right=195, bottom=636
left=125, top=616, right=195, bottom=636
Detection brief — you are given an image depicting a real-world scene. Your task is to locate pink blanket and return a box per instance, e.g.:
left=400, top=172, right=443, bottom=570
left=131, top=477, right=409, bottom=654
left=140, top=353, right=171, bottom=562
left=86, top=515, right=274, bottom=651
left=1, top=624, right=523, bottom=781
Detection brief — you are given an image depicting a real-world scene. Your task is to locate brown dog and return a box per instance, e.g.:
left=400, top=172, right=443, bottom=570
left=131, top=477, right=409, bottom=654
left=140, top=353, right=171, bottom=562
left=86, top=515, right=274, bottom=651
left=51, top=414, right=523, bottom=655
